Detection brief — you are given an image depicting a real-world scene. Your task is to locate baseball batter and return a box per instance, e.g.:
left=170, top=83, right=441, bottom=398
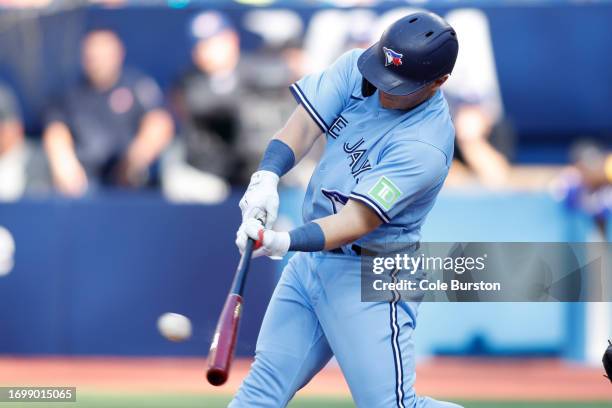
left=233, top=12, right=463, bottom=408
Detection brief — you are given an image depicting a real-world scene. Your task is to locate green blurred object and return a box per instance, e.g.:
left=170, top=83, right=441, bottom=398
left=167, top=0, right=189, bottom=8
left=2, top=393, right=610, bottom=408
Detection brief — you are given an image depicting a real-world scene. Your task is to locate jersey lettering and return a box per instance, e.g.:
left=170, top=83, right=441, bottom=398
left=344, top=138, right=372, bottom=179
left=328, top=115, right=348, bottom=139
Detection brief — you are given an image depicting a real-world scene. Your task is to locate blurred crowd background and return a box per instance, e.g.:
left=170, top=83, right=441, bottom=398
left=0, top=0, right=609, bottom=224
left=0, top=0, right=610, bottom=366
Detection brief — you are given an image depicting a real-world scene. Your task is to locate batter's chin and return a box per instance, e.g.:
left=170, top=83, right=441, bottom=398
left=378, top=92, right=398, bottom=109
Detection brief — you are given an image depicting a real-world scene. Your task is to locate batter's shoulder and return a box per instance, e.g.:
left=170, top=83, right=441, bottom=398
left=393, top=112, right=455, bottom=166
left=386, top=137, right=449, bottom=169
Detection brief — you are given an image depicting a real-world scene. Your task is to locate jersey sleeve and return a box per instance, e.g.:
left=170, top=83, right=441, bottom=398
left=349, top=140, right=448, bottom=223
left=289, top=50, right=359, bottom=134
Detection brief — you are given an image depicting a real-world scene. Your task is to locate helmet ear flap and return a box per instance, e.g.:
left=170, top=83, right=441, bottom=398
left=362, top=77, right=377, bottom=97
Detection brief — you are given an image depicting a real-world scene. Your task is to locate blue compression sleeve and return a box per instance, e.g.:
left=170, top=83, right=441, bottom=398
left=258, top=139, right=296, bottom=177
left=288, top=222, right=326, bottom=252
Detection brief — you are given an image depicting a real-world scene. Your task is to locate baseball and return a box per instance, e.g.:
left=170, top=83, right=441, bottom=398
left=157, top=312, right=192, bottom=342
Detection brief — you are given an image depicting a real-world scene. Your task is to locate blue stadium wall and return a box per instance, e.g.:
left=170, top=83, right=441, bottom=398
left=0, top=191, right=606, bottom=359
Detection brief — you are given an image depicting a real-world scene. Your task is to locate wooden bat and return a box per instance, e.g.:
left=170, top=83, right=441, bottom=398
left=206, top=238, right=256, bottom=386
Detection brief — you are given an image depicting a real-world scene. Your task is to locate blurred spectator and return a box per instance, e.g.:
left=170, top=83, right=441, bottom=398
left=43, top=30, right=173, bottom=197
left=166, top=11, right=298, bottom=203
left=553, top=142, right=611, bottom=238
left=443, top=9, right=515, bottom=188
left=0, top=81, right=27, bottom=201
left=241, top=9, right=315, bottom=189
left=302, top=8, right=378, bottom=73
left=571, top=144, right=612, bottom=192
left=165, top=12, right=242, bottom=203
left=174, top=12, right=243, bottom=182
left=446, top=96, right=515, bottom=187
left=0, top=0, right=52, bottom=8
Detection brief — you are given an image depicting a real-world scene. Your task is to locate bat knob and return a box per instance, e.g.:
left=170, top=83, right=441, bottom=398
left=206, top=367, right=228, bottom=386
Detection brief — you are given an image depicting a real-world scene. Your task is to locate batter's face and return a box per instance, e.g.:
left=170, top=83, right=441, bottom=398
left=379, top=75, right=449, bottom=110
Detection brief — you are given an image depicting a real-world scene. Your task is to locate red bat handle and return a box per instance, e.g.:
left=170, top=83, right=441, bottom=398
left=206, top=294, right=243, bottom=386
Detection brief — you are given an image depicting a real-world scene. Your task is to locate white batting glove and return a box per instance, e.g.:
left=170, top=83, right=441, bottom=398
left=239, top=171, right=279, bottom=229
left=235, top=218, right=290, bottom=259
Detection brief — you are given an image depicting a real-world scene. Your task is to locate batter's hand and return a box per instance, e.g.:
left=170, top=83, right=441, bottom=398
left=239, top=171, right=280, bottom=229
left=235, top=218, right=289, bottom=259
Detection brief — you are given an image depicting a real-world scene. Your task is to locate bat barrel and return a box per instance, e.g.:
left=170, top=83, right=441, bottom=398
left=206, top=293, right=243, bottom=386
left=206, top=238, right=256, bottom=386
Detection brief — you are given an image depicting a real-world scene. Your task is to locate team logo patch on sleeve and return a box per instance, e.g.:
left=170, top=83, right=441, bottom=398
left=368, top=176, right=402, bottom=211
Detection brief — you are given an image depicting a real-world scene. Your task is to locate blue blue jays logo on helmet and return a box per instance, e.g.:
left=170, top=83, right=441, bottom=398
left=382, top=47, right=403, bottom=67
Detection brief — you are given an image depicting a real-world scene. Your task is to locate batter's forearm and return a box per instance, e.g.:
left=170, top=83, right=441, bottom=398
left=267, top=105, right=322, bottom=171
left=315, top=216, right=366, bottom=251
left=288, top=199, right=382, bottom=252
left=314, top=203, right=381, bottom=250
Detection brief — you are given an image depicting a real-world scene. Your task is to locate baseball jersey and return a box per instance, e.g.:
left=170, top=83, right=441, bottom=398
left=289, top=49, right=455, bottom=250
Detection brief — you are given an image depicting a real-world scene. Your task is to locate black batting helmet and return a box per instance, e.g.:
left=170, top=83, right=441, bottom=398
left=358, top=11, right=459, bottom=96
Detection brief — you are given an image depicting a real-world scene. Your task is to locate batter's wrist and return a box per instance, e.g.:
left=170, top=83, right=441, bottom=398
left=258, top=139, right=296, bottom=177
left=288, top=222, right=325, bottom=252
left=250, top=170, right=280, bottom=186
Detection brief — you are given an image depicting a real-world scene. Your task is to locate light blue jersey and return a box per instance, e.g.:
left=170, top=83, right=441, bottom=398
left=290, top=49, right=454, bottom=249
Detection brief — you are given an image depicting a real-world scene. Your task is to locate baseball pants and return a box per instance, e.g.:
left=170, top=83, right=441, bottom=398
left=230, top=251, right=463, bottom=408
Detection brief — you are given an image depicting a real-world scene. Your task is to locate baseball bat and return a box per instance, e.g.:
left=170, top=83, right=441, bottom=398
left=206, top=238, right=256, bottom=386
